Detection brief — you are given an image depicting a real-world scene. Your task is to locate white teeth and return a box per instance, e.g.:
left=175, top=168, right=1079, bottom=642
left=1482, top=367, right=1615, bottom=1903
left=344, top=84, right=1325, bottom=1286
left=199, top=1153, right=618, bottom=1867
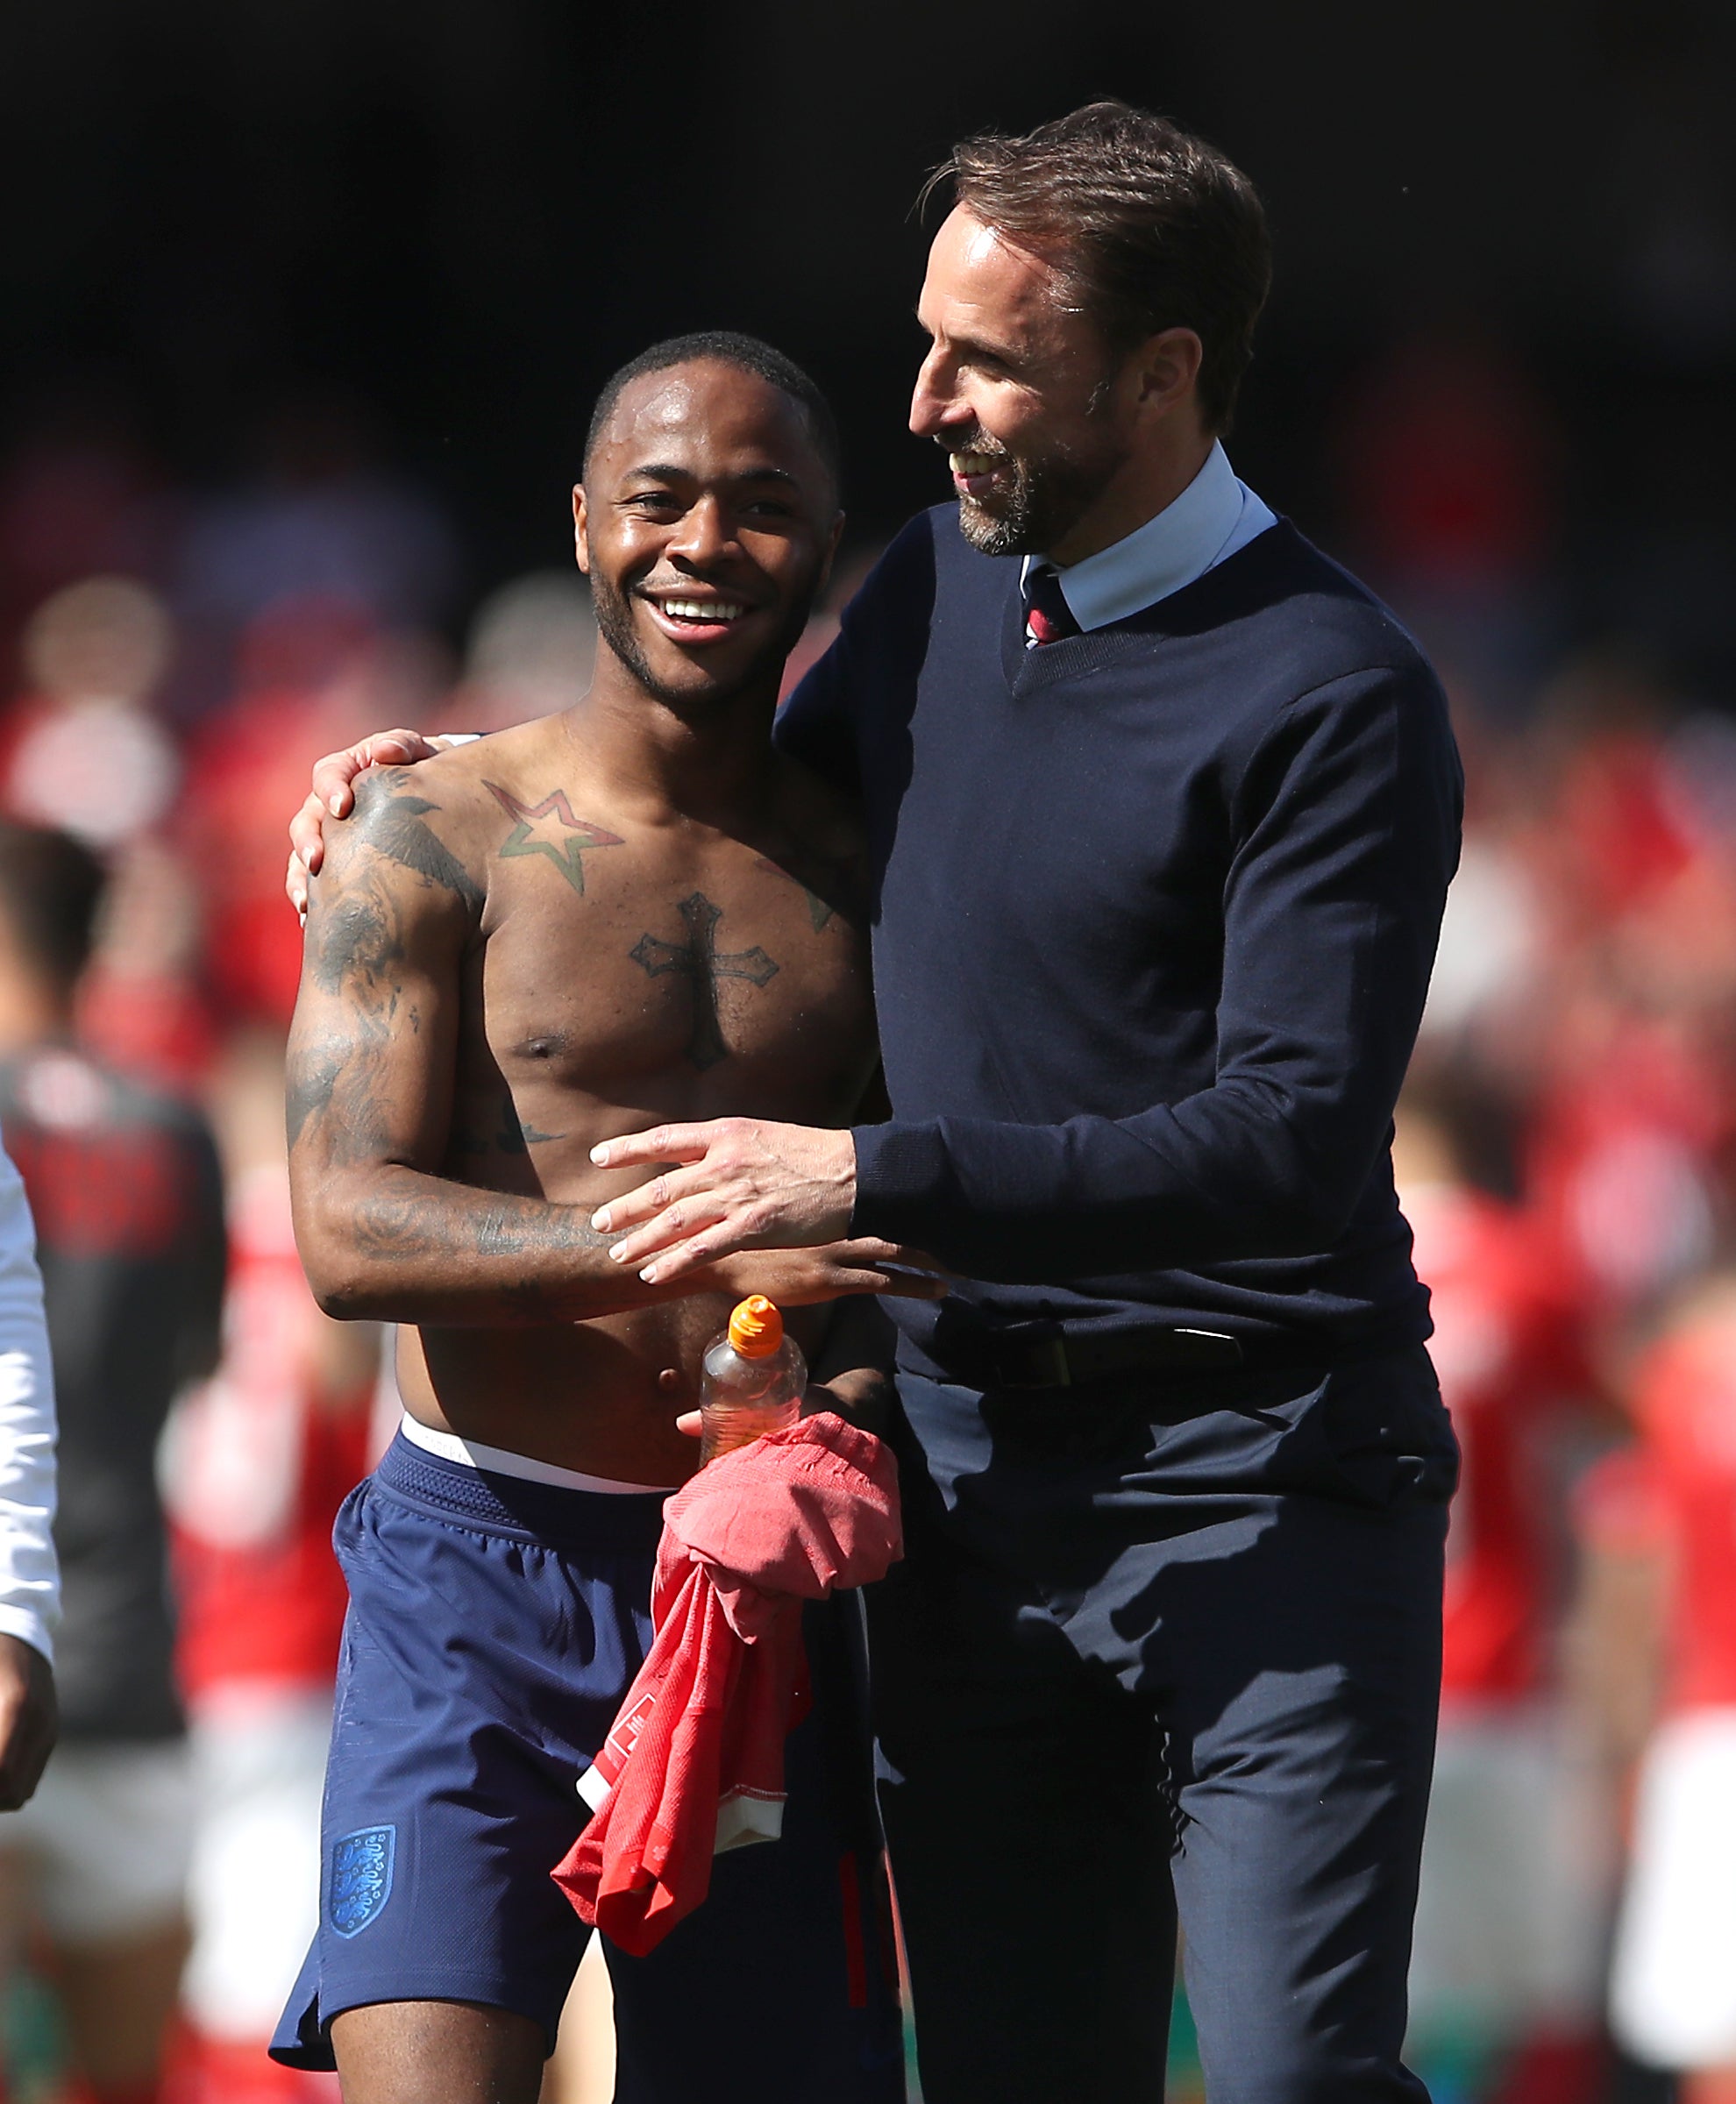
left=660, top=599, right=745, bottom=622
left=949, top=452, right=997, bottom=476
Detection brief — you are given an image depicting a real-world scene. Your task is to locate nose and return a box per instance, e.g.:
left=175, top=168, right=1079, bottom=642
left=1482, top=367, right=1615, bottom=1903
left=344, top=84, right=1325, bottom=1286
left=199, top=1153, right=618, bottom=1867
left=668, top=494, right=736, bottom=568
left=909, top=345, right=963, bottom=440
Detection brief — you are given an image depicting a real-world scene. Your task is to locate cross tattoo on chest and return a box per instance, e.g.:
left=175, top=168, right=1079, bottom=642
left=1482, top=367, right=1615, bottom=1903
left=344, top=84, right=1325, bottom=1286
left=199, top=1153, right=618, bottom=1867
left=630, top=892, right=779, bottom=1071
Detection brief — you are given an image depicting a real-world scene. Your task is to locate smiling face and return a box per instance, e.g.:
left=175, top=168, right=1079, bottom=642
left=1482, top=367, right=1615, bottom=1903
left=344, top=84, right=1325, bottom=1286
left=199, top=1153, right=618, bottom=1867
left=574, top=359, right=842, bottom=713
left=908, top=207, right=1145, bottom=559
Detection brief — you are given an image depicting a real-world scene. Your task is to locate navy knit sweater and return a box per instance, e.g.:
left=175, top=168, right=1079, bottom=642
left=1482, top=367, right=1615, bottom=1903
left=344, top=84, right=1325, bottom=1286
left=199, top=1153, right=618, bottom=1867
left=774, top=507, right=1462, bottom=1367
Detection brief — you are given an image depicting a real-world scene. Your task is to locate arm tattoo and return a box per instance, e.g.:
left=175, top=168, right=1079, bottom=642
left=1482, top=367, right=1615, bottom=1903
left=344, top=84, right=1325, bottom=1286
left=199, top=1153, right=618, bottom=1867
left=630, top=892, right=779, bottom=1071
left=291, top=812, right=409, bottom=1166
left=285, top=1022, right=399, bottom=1167
left=308, top=874, right=408, bottom=997
left=287, top=1034, right=349, bottom=1148
left=485, top=781, right=624, bottom=896
left=295, top=790, right=438, bottom=1161
left=347, top=773, right=486, bottom=912
left=349, top=1187, right=613, bottom=1262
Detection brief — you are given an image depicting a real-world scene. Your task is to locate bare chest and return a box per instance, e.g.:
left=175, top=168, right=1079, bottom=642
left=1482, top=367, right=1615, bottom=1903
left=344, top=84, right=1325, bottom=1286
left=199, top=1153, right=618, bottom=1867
left=465, top=835, right=876, bottom=1115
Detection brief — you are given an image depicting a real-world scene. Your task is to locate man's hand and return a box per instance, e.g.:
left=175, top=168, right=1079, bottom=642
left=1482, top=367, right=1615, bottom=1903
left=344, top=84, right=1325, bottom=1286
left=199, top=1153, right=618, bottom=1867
left=285, top=727, right=444, bottom=918
left=589, top=1120, right=858, bottom=1285
left=705, top=1237, right=943, bottom=1308
left=801, top=1366, right=896, bottom=1433
left=671, top=1365, right=896, bottom=1444
left=0, top=1636, right=56, bottom=1810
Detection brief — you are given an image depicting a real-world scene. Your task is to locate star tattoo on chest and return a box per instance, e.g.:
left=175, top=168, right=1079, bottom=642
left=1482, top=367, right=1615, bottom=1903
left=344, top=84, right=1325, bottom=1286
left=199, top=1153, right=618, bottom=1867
left=630, top=892, right=779, bottom=1071
left=485, top=782, right=624, bottom=895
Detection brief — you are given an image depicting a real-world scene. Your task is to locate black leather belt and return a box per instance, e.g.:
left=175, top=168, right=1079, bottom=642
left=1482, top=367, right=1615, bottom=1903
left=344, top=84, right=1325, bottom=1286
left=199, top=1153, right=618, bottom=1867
left=974, top=1320, right=1246, bottom=1391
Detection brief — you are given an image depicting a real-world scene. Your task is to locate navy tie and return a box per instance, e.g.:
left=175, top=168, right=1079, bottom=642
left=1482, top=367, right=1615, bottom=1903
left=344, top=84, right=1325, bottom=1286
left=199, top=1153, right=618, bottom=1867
left=1025, top=565, right=1080, bottom=645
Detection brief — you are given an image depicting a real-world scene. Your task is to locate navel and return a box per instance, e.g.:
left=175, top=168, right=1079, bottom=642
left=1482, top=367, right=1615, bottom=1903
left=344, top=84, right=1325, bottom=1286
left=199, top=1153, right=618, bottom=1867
left=515, top=1030, right=573, bottom=1062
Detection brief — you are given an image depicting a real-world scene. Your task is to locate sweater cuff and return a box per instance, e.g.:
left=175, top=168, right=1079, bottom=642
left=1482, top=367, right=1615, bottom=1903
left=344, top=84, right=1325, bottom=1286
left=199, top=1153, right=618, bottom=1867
left=850, top=1121, right=954, bottom=1245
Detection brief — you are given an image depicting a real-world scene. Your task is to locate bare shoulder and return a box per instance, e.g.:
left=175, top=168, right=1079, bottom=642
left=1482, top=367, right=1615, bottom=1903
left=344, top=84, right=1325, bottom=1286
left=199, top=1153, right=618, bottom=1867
left=300, top=758, right=486, bottom=1000
left=447, top=715, right=597, bottom=816
left=330, top=753, right=495, bottom=914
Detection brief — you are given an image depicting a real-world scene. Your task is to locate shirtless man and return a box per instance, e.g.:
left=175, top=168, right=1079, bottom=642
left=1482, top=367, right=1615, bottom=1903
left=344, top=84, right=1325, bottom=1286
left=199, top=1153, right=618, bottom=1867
left=267, top=332, right=928, bottom=2104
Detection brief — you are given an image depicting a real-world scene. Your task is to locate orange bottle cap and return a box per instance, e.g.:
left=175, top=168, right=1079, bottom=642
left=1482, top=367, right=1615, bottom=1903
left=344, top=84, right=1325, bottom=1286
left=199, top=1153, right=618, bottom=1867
left=729, top=1295, right=783, bottom=1358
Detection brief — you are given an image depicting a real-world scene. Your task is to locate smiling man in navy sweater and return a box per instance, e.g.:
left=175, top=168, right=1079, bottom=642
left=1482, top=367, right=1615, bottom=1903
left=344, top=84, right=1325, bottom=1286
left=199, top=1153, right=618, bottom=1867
left=296, top=102, right=1462, bottom=2104
left=594, top=103, right=1463, bottom=2104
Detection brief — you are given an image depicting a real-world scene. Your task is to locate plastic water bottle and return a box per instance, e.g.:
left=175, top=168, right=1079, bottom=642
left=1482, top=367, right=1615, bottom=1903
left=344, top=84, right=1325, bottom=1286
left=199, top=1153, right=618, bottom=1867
left=698, top=1296, right=806, bottom=1465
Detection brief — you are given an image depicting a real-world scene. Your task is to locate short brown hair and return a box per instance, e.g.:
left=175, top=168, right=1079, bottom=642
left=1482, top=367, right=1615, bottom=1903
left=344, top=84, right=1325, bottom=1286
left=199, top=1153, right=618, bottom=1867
left=928, top=100, right=1272, bottom=433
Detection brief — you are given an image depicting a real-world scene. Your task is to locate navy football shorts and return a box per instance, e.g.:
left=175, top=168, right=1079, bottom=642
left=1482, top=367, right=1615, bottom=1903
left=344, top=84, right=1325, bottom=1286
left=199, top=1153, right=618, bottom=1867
left=269, top=1432, right=903, bottom=2101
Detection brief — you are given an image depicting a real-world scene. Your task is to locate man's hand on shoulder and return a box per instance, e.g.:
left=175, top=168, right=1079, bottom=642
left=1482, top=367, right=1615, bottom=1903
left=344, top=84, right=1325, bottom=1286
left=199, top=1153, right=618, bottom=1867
left=0, top=1636, right=55, bottom=1811
left=286, top=726, right=447, bottom=919
left=588, top=1119, right=860, bottom=1284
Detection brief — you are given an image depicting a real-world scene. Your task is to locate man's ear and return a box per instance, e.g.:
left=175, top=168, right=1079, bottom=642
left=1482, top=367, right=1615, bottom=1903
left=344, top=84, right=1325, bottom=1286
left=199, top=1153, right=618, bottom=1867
left=572, top=484, right=591, bottom=574
left=1135, top=327, right=1205, bottom=420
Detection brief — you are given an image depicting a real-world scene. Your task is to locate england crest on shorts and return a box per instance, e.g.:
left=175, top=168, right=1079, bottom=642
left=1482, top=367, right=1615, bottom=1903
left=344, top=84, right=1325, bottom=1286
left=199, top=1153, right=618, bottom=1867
left=330, top=1824, right=396, bottom=1938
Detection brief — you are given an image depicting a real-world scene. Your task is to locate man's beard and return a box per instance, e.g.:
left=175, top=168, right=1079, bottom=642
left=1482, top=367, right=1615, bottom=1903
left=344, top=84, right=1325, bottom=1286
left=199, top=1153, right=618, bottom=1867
left=951, top=427, right=1128, bottom=558
left=590, top=568, right=818, bottom=710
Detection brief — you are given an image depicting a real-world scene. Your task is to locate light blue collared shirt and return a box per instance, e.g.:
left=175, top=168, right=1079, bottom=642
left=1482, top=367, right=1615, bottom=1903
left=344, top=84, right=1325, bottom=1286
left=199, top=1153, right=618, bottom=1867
left=1021, top=440, right=1277, bottom=640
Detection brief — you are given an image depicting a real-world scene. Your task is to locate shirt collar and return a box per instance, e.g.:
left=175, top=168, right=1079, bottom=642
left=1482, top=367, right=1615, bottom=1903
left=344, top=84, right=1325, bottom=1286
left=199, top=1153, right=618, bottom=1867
left=1021, top=440, right=1270, bottom=632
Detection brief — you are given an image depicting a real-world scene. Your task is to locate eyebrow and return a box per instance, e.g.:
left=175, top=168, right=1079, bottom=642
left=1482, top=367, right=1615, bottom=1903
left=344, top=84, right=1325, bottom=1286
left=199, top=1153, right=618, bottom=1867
left=911, top=309, right=1023, bottom=365
left=622, top=461, right=801, bottom=488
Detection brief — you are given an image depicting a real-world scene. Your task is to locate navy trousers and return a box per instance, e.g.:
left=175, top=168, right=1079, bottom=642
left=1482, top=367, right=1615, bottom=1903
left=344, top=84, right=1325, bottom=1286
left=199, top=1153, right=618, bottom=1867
left=869, top=1345, right=1458, bottom=2104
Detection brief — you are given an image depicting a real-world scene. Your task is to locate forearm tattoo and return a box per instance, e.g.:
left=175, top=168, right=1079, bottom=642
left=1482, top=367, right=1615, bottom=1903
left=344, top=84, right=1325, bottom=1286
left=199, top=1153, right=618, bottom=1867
left=349, top=1184, right=615, bottom=1263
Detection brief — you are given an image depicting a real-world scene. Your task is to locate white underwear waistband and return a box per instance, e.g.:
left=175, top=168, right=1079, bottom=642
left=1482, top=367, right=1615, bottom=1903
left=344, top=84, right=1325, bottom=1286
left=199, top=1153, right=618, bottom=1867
left=397, top=1412, right=675, bottom=1496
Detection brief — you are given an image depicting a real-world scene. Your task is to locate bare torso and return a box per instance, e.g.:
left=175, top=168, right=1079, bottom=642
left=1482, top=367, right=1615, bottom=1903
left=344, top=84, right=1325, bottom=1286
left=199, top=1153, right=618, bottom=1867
left=383, top=714, right=878, bottom=1483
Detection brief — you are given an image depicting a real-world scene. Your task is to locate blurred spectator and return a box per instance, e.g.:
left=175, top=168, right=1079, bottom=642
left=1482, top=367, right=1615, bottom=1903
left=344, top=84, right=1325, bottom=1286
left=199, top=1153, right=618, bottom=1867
left=163, top=1027, right=373, bottom=2104
left=1, top=577, right=180, bottom=852
left=75, top=836, right=215, bottom=1098
left=1386, top=631, right=1736, bottom=2104
left=174, top=396, right=458, bottom=721
left=438, top=571, right=597, bottom=736
left=0, top=578, right=213, bottom=1094
left=1396, top=1091, right=1608, bottom=2104
left=1333, top=326, right=1562, bottom=712
left=0, top=407, right=183, bottom=700
left=1509, top=665, right=1736, bottom=1333
left=1595, top=1277, right=1736, bottom=2104
left=181, top=605, right=450, bottom=1030
left=0, top=822, right=225, bottom=2104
